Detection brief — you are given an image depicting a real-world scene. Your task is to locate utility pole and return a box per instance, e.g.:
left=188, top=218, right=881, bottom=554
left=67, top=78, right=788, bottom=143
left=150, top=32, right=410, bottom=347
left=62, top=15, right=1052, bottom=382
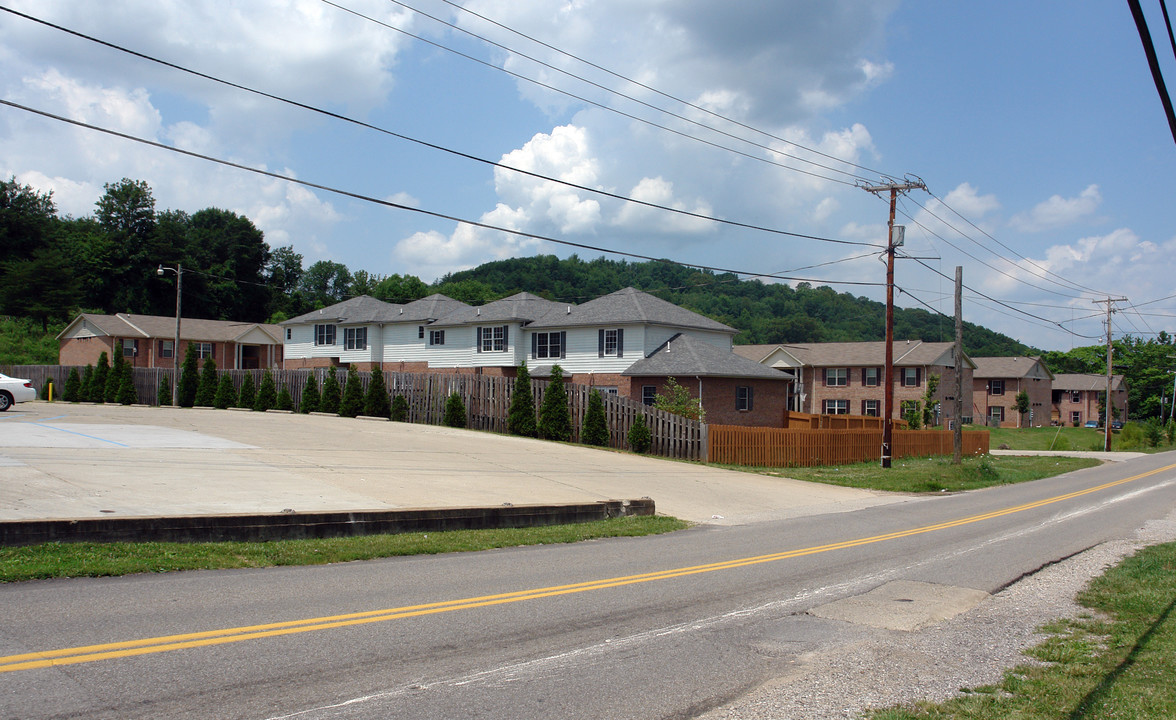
left=863, top=179, right=926, bottom=468
left=1093, top=297, right=1127, bottom=452
left=953, top=266, right=963, bottom=464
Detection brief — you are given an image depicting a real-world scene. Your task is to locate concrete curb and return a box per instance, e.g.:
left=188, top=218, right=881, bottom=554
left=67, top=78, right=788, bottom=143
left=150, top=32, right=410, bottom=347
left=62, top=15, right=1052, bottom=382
left=0, top=499, right=656, bottom=547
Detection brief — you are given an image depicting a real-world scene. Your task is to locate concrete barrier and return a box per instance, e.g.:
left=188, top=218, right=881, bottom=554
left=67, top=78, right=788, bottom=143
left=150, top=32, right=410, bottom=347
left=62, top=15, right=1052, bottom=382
left=0, top=499, right=656, bottom=547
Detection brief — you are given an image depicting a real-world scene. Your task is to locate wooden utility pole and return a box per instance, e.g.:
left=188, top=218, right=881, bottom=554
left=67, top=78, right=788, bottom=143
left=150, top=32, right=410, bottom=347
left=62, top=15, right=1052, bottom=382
left=953, top=266, right=963, bottom=464
left=863, top=180, right=925, bottom=468
left=1093, top=297, right=1127, bottom=452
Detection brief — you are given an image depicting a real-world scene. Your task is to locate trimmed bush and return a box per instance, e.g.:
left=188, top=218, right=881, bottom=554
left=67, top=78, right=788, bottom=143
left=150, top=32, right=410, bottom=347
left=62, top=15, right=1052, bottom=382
left=116, top=363, right=137, bottom=405
left=391, top=393, right=409, bottom=422
left=364, top=369, right=391, bottom=419
left=195, top=358, right=218, bottom=407
left=538, top=365, right=572, bottom=442
left=338, top=366, right=364, bottom=418
left=507, top=363, right=537, bottom=437
left=628, top=414, right=652, bottom=453
left=177, top=345, right=199, bottom=407
left=80, top=364, right=95, bottom=402
left=581, top=389, right=609, bottom=446
left=319, top=369, right=341, bottom=414
left=254, top=370, right=277, bottom=412
left=443, top=392, right=467, bottom=428
left=105, top=350, right=125, bottom=403
left=237, top=373, right=257, bottom=409
left=276, top=384, right=294, bottom=411
left=299, top=374, right=320, bottom=414
left=157, top=376, right=172, bottom=406
left=213, top=373, right=235, bottom=409
left=64, top=368, right=81, bottom=402
left=90, top=352, right=109, bottom=403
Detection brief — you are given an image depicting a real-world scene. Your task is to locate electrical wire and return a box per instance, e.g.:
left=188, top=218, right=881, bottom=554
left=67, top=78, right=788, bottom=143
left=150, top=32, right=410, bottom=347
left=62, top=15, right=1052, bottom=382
left=0, top=5, right=878, bottom=250
left=319, top=0, right=862, bottom=187
left=0, top=99, right=890, bottom=294
left=387, top=0, right=881, bottom=183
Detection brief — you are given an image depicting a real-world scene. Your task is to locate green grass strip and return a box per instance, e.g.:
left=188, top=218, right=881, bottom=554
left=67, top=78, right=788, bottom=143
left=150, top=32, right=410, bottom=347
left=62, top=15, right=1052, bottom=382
left=0, top=515, right=689, bottom=583
left=869, top=540, right=1176, bottom=719
left=725, top=455, right=1100, bottom=494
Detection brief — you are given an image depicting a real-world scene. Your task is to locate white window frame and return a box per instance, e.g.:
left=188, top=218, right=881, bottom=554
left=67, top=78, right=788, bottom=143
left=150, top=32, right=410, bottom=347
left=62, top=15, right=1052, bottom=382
left=534, top=332, right=564, bottom=360
left=159, top=340, right=174, bottom=359
left=902, top=368, right=920, bottom=387
left=480, top=325, right=506, bottom=353
left=122, top=339, right=137, bottom=357
left=862, top=399, right=880, bottom=416
left=195, top=342, right=213, bottom=359
left=1070, top=390, right=1081, bottom=403
left=314, top=324, right=336, bottom=346
left=641, top=385, right=657, bottom=406
left=603, top=329, right=619, bottom=357
left=429, top=329, right=445, bottom=346
left=344, top=327, right=368, bottom=351
left=989, top=406, right=1005, bottom=422
left=1071, top=411, right=1081, bottom=425
left=989, top=379, right=1005, bottom=396
left=823, top=399, right=848, bottom=415
left=862, top=367, right=879, bottom=387
left=825, top=367, right=847, bottom=387
left=736, top=385, right=753, bottom=411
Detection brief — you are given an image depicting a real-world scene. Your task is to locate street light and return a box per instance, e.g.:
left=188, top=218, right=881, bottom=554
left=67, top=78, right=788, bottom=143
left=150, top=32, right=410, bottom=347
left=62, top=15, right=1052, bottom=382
left=157, top=263, right=182, bottom=407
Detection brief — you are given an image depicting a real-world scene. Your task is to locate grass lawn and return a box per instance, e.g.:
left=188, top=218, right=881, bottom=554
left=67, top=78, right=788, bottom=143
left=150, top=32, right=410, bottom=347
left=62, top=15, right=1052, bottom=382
left=985, top=424, right=1176, bottom=453
left=0, top=515, right=689, bottom=583
left=730, top=454, right=1100, bottom=494
left=869, top=540, right=1176, bottom=719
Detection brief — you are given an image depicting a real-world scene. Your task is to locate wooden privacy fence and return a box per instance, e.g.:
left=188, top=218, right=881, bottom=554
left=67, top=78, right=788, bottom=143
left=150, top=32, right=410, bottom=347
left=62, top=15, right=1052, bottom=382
left=781, top=409, right=907, bottom=430
left=2, top=365, right=706, bottom=461
left=708, top=425, right=989, bottom=468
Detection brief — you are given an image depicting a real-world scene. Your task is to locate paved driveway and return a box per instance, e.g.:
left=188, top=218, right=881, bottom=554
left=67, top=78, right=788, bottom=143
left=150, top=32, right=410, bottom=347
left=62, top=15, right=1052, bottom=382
left=0, top=403, right=900, bottom=524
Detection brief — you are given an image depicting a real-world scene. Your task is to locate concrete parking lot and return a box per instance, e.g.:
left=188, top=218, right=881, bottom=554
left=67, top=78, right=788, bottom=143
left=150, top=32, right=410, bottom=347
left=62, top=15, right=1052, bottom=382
left=0, top=403, right=901, bottom=524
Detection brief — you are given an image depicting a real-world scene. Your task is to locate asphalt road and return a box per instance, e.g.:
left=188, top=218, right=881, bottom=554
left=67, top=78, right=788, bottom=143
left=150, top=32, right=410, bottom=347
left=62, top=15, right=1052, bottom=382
left=3, top=442, right=1175, bottom=719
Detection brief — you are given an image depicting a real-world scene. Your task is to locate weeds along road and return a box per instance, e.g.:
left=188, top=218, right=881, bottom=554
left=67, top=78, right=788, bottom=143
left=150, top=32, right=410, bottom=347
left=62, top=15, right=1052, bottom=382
left=2, top=449, right=1175, bottom=719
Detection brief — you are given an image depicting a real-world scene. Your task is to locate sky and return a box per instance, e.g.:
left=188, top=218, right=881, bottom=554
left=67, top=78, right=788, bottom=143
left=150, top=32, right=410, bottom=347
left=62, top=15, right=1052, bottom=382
left=2, top=0, right=1174, bottom=351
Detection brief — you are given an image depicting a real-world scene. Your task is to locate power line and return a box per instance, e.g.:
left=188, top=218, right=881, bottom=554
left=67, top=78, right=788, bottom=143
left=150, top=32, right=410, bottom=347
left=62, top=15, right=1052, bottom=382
left=392, top=0, right=883, bottom=182
left=0, top=5, right=878, bottom=250
left=319, top=0, right=861, bottom=187
left=1, top=99, right=890, bottom=294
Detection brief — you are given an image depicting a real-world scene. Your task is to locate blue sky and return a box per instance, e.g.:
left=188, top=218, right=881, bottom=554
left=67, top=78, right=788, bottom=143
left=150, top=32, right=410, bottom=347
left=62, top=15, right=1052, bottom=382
left=2, top=0, right=1174, bottom=350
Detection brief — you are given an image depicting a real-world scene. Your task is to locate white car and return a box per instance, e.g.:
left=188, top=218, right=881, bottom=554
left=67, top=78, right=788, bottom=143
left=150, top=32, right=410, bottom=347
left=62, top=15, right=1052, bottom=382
left=0, top=372, right=36, bottom=411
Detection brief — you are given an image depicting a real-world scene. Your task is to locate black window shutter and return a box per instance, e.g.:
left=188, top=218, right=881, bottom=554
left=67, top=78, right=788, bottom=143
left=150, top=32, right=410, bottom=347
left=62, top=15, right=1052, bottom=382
left=476, top=327, right=482, bottom=353
left=748, top=386, right=754, bottom=411
left=211, top=343, right=216, bottom=359
left=532, top=332, right=538, bottom=357
left=503, top=325, right=508, bottom=350
left=560, top=331, right=566, bottom=359
left=617, top=329, right=623, bottom=358
left=917, top=368, right=922, bottom=386
left=598, top=329, right=604, bottom=357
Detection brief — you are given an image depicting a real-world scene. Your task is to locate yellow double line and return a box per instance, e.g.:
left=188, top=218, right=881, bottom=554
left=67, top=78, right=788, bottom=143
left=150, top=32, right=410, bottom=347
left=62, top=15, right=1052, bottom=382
left=3, top=462, right=1174, bottom=674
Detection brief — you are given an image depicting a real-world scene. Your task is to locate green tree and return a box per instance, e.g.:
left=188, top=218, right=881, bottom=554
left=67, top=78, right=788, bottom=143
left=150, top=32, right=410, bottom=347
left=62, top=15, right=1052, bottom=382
left=64, top=367, right=81, bottom=402
left=90, top=353, right=110, bottom=403
left=338, top=366, right=364, bottom=417
left=298, top=260, right=352, bottom=308
left=1014, top=390, right=1031, bottom=428
left=921, top=373, right=940, bottom=427
left=237, top=373, right=256, bottom=409
left=628, top=414, right=652, bottom=453
left=116, top=362, right=137, bottom=405
left=276, top=383, right=294, bottom=411
left=254, top=370, right=277, bottom=412
left=213, top=373, right=235, bottom=409
left=319, top=368, right=342, bottom=414
left=374, top=273, right=429, bottom=302
left=391, top=393, right=409, bottom=422
left=299, top=373, right=320, bottom=414
left=901, top=400, right=922, bottom=429
left=364, top=369, right=391, bottom=419
left=581, top=389, right=609, bottom=446
left=653, top=377, right=704, bottom=421
left=508, top=364, right=537, bottom=437
left=105, top=349, right=125, bottom=403
left=538, top=365, right=572, bottom=441
left=181, top=208, right=271, bottom=321
left=177, top=345, right=200, bottom=407
left=195, top=357, right=218, bottom=406
left=442, top=392, right=467, bottom=428
left=157, top=375, right=172, bottom=406
left=80, top=364, right=94, bottom=402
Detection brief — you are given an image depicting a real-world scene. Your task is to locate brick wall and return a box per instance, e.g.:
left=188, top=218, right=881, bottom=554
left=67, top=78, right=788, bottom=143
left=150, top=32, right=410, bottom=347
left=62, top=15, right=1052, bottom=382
left=623, top=376, right=788, bottom=427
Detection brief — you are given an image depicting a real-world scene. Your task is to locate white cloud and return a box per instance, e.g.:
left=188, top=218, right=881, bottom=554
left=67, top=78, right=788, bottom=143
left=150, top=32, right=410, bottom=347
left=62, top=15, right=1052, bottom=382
left=1011, top=185, right=1102, bottom=232
left=392, top=216, right=543, bottom=283
left=494, top=125, right=602, bottom=234
left=612, top=176, right=714, bottom=233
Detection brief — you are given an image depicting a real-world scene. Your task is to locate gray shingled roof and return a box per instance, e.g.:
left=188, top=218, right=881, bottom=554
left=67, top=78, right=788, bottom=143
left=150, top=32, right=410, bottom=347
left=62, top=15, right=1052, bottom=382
left=63, top=313, right=282, bottom=343
left=1052, top=373, right=1126, bottom=392
left=733, top=340, right=972, bottom=368
left=622, top=334, right=793, bottom=379
left=429, top=292, right=566, bottom=327
left=971, top=356, right=1053, bottom=380
left=283, top=295, right=402, bottom=325
left=528, top=287, right=736, bottom=333
left=396, top=294, right=470, bottom=323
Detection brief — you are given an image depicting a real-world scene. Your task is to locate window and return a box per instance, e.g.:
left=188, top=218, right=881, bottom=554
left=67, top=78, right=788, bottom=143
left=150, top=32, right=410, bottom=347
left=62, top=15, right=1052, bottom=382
left=824, top=368, right=847, bottom=387
left=642, top=385, right=657, bottom=406
left=736, top=385, right=753, bottom=411
left=598, top=328, right=623, bottom=357
left=344, top=327, right=367, bottom=351
left=989, top=406, right=1005, bottom=423
left=989, top=379, right=1005, bottom=396
left=429, top=329, right=445, bottom=346
left=314, top=324, right=336, bottom=346
left=901, top=368, right=921, bottom=387
left=862, top=367, right=879, bottom=387
left=862, top=399, right=880, bottom=417
left=1071, top=411, right=1081, bottom=425
left=286, top=328, right=292, bottom=341
left=1070, top=390, right=1081, bottom=403
left=195, top=342, right=214, bottom=359
left=122, top=339, right=137, bottom=357
left=597, top=387, right=618, bottom=395
left=478, top=325, right=508, bottom=352
left=533, top=331, right=566, bottom=359
left=159, top=340, right=174, bottom=359
left=418, top=326, right=425, bottom=339
left=823, top=399, right=848, bottom=415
